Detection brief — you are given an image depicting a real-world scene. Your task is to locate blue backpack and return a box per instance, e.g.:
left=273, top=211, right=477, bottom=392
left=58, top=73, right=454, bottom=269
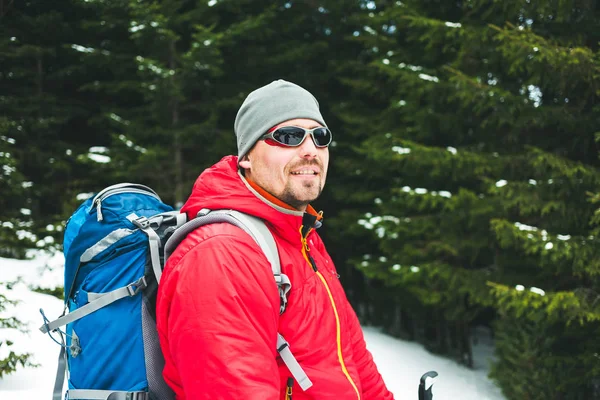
left=40, top=183, right=311, bottom=400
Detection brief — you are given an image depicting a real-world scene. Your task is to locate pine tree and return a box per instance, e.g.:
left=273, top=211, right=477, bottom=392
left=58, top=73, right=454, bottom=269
left=0, top=119, right=35, bottom=258
left=0, top=118, right=36, bottom=378
left=95, top=0, right=227, bottom=205
left=0, top=0, right=116, bottom=253
left=329, top=0, right=600, bottom=397
left=0, top=0, right=102, bottom=378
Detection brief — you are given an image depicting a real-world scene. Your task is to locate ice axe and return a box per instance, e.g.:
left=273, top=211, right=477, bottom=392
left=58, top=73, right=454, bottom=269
left=418, top=371, right=438, bottom=400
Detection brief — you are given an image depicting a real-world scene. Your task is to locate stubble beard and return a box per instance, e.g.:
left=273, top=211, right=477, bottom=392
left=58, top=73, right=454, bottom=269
left=280, top=178, right=323, bottom=210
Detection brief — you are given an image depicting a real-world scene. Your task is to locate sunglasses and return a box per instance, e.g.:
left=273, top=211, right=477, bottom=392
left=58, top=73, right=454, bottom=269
left=260, top=126, right=333, bottom=148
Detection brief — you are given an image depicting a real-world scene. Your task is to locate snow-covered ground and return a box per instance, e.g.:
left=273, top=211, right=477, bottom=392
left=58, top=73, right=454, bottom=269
left=0, top=252, right=506, bottom=399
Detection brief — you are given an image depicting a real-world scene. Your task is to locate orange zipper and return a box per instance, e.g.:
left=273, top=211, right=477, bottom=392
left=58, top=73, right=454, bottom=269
left=299, top=226, right=361, bottom=400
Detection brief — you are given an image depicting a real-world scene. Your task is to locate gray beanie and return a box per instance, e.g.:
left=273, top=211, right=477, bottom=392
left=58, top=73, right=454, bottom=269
left=234, top=79, right=327, bottom=160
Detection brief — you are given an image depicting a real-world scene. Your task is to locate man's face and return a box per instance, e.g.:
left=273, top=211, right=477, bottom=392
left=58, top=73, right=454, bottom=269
left=239, top=118, right=330, bottom=211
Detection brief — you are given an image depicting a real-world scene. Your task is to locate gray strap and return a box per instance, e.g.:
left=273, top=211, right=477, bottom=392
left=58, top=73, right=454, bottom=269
left=164, top=209, right=291, bottom=313
left=164, top=209, right=279, bottom=272
left=176, top=212, right=187, bottom=227
left=164, top=209, right=280, bottom=272
left=274, top=273, right=292, bottom=314
left=67, top=389, right=149, bottom=400
left=80, top=228, right=136, bottom=263
left=127, top=213, right=163, bottom=283
left=277, top=333, right=313, bottom=391
left=39, top=277, right=147, bottom=334
left=52, top=346, right=67, bottom=400
left=147, top=229, right=162, bottom=283
left=86, top=291, right=104, bottom=302
left=225, top=210, right=280, bottom=275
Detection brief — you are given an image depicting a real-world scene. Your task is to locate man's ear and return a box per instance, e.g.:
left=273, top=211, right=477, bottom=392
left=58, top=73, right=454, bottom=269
left=239, top=154, right=251, bottom=170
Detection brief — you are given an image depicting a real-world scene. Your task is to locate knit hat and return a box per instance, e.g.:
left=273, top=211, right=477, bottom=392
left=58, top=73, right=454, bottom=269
left=234, top=79, right=327, bottom=160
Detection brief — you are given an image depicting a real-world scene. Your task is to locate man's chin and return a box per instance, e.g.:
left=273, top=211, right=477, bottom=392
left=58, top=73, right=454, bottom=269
left=281, top=191, right=321, bottom=210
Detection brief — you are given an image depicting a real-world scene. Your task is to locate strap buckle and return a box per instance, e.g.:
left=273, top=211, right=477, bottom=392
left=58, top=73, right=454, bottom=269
left=127, top=213, right=150, bottom=229
left=277, top=336, right=289, bottom=353
left=277, top=342, right=289, bottom=353
left=126, top=277, right=147, bottom=296
left=125, top=392, right=148, bottom=400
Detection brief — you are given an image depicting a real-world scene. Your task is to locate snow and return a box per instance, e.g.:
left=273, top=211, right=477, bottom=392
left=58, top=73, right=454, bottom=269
left=71, top=44, right=95, bottom=53
left=446, top=146, right=457, bottom=155
left=0, top=252, right=506, bottom=400
left=527, top=85, right=542, bottom=107
left=365, top=327, right=505, bottom=400
left=418, top=73, right=439, bottom=83
left=392, top=146, right=411, bottom=155
left=530, top=287, right=546, bottom=296
left=515, top=222, right=537, bottom=232
left=87, top=153, right=111, bottom=163
left=0, top=252, right=64, bottom=398
left=444, top=22, right=462, bottom=28
left=76, top=192, right=94, bottom=201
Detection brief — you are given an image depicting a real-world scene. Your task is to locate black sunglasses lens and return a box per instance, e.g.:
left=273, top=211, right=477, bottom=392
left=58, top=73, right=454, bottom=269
left=312, top=128, right=331, bottom=146
left=272, top=127, right=306, bottom=146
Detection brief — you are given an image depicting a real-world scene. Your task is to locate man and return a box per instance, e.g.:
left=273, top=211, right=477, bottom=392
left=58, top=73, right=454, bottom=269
left=156, top=80, right=394, bottom=399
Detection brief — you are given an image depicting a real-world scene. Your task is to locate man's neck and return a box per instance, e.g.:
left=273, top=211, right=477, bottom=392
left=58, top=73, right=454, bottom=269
left=243, top=175, right=321, bottom=218
left=244, top=176, right=304, bottom=211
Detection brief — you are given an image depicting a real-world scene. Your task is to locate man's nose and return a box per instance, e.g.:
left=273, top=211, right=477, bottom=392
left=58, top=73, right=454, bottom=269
left=298, top=134, right=318, bottom=158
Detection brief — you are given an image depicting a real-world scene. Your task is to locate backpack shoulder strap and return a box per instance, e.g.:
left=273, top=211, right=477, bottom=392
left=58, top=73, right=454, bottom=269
left=164, top=209, right=291, bottom=314
left=165, top=209, right=279, bottom=272
left=165, top=209, right=312, bottom=390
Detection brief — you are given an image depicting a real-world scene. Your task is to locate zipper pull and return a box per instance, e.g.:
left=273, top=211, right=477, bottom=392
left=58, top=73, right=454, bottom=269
left=300, top=225, right=312, bottom=253
left=302, top=236, right=310, bottom=253
left=299, top=225, right=310, bottom=252
left=285, top=377, right=293, bottom=400
left=96, top=201, right=103, bottom=222
left=299, top=225, right=317, bottom=272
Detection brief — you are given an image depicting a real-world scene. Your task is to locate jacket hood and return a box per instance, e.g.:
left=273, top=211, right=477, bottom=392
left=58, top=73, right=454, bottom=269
left=181, top=155, right=321, bottom=243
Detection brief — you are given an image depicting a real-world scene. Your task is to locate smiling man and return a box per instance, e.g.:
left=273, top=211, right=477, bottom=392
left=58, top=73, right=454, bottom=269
left=156, top=80, right=393, bottom=400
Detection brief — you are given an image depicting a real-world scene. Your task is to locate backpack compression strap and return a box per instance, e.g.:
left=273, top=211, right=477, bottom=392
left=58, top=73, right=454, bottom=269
left=39, top=277, right=147, bottom=334
left=163, top=209, right=312, bottom=390
left=66, top=389, right=149, bottom=399
left=127, top=211, right=187, bottom=284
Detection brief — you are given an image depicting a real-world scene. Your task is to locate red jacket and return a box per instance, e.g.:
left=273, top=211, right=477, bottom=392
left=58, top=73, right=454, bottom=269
left=156, top=156, right=393, bottom=400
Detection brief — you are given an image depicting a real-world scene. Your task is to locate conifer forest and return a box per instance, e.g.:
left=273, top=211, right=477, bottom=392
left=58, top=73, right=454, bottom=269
left=1, top=1, right=599, bottom=398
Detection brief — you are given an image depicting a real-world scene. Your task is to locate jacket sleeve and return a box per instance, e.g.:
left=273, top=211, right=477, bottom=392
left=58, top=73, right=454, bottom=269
left=346, top=299, right=395, bottom=399
left=160, top=229, right=281, bottom=399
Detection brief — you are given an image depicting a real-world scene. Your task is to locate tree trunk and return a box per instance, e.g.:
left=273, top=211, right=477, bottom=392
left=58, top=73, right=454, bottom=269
left=36, top=52, right=43, bottom=98
left=0, top=0, right=15, bottom=18
left=169, top=39, right=183, bottom=207
left=461, top=321, right=473, bottom=368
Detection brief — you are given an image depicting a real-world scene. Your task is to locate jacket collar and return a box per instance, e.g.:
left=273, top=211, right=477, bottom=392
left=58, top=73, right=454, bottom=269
left=241, top=171, right=323, bottom=223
